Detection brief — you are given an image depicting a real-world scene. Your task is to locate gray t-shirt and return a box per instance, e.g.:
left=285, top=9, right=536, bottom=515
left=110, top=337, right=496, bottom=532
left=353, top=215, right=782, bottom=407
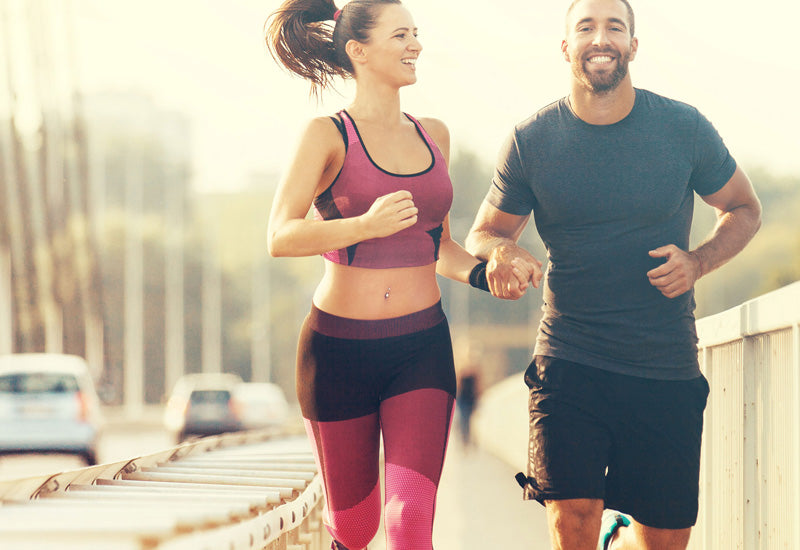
left=488, top=88, right=736, bottom=380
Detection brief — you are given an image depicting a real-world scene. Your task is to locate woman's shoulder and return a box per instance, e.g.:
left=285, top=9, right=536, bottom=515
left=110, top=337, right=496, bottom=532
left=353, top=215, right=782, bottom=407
left=412, top=115, right=448, bottom=134
left=302, top=115, right=346, bottom=136
left=295, top=115, right=347, bottom=152
left=412, top=116, right=449, bottom=147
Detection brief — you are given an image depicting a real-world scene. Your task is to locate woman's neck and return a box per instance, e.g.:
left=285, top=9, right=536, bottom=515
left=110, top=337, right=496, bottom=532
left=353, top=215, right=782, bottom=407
left=348, top=84, right=404, bottom=127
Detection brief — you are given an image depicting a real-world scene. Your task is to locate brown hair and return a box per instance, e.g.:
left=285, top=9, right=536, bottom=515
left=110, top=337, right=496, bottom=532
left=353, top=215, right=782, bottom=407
left=266, top=0, right=402, bottom=97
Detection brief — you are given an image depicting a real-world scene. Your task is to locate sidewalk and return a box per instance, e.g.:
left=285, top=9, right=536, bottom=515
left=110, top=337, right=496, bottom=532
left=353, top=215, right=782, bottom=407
left=433, top=439, right=551, bottom=550
left=365, top=437, right=551, bottom=550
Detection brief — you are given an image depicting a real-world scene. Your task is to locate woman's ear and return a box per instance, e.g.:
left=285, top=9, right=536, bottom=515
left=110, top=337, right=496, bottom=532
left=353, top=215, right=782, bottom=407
left=345, top=39, right=367, bottom=67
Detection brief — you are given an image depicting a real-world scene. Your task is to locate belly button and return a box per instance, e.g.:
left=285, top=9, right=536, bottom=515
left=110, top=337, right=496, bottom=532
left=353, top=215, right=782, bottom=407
left=384, top=287, right=391, bottom=300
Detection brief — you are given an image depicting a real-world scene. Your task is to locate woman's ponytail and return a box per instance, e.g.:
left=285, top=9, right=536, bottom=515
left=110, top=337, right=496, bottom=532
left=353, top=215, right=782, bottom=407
left=265, top=0, right=344, bottom=96
left=266, top=0, right=402, bottom=97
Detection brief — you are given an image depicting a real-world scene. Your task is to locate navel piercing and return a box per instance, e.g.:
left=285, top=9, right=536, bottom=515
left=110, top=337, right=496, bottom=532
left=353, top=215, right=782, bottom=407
left=384, top=287, right=391, bottom=300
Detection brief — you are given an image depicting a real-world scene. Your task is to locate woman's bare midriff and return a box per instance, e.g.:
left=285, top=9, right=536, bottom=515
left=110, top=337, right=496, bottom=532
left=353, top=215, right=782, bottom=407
left=312, top=261, right=441, bottom=320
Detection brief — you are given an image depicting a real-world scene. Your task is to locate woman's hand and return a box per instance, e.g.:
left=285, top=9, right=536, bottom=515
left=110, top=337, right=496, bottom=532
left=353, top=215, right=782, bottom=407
left=360, top=190, right=418, bottom=239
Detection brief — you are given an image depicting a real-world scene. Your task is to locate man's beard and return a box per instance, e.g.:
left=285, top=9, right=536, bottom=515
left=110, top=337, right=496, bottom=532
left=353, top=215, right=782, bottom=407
left=572, top=49, right=631, bottom=94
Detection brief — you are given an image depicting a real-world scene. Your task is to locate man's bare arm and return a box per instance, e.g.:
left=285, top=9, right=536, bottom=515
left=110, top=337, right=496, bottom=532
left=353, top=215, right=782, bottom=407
left=465, top=200, right=543, bottom=300
left=647, top=166, right=762, bottom=298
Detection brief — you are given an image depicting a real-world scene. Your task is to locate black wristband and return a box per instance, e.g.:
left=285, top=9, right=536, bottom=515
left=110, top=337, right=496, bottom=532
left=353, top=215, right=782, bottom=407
left=468, top=261, right=490, bottom=292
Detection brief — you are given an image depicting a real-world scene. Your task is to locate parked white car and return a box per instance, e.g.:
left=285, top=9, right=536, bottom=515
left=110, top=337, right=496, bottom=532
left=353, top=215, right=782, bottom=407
left=232, top=382, right=289, bottom=431
left=0, top=353, right=104, bottom=465
left=163, top=373, right=244, bottom=442
left=163, top=374, right=291, bottom=442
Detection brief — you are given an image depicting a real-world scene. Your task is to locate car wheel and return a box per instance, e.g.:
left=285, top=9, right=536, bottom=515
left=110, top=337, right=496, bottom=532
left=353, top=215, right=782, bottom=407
left=82, top=450, right=98, bottom=466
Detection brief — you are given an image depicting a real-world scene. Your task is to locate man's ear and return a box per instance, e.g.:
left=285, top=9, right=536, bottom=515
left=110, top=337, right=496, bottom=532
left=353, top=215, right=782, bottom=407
left=561, top=39, right=570, bottom=62
left=629, top=36, right=639, bottom=61
left=345, top=39, right=367, bottom=67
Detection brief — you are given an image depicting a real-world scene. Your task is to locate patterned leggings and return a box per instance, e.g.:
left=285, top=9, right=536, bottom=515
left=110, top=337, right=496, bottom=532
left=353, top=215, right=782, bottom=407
left=296, top=302, right=456, bottom=550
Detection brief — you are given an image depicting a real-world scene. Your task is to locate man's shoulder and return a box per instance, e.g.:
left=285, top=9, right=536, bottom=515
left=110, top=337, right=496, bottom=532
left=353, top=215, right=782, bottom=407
left=513, top=96, right=569, bottom=135
left=636, top=88, right=699, bottom=119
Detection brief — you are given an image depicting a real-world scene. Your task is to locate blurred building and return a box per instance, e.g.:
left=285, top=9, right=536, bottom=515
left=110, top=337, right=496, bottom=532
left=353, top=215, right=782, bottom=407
left=0, top=0, right=198, bottom=416
left=0, top=0, right=104, bottom=374
left=83, top=92, right=193, bottom=411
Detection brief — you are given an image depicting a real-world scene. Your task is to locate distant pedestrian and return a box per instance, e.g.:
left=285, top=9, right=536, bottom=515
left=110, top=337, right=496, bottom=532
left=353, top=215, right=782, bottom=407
left=456, top=367, right=479, bottom=447
left=455, top=347, right=483, bottom=449
left=465, top=0, right=761, bottom=548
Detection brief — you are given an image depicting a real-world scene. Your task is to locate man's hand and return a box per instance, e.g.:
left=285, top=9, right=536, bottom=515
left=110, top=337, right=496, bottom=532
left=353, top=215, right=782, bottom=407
left=647, top=245, right=703, bottom=299
left=465, top=201, right=542, bottom=299
left=487, top=245, right=543, bottom=300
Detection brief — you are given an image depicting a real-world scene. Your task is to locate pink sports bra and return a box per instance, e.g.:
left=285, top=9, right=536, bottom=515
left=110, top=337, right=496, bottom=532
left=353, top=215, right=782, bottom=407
left=313, top=110, right=453, bottom=269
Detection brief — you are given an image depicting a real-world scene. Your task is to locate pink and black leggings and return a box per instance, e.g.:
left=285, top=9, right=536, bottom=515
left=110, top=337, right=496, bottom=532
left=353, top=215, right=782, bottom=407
left=296, top=301, right=456, bottom=550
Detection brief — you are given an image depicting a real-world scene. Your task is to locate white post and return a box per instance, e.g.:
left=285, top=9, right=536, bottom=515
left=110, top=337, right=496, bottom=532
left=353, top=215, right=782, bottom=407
left=124, top=154, right=144, bottom=418
left=202, top=221, right=221, bottom=374
left=0, top=29, right=13, bottom=353
left=699, top=345, right=713, bottom=550
left=17, top=0, right=62, bottom=354
left=84, top=132, right=106, bottom=381
left=794, top=321, right=800, bottom=550
left=164, top=164, right=184, bottom=393
left=741, top=304, right=758, bottom=550
left=0, top=245, right=12, bottom=354
left=251, top=248, right=271, bottom=383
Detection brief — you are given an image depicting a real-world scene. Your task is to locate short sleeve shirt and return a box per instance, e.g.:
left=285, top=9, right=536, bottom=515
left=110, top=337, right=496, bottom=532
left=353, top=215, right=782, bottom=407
left=488, top=89, right=736, bottom=380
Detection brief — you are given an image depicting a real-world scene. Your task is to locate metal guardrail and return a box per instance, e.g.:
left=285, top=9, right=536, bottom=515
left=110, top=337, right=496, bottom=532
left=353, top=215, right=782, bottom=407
left=0, top=429, right=329, bottom=550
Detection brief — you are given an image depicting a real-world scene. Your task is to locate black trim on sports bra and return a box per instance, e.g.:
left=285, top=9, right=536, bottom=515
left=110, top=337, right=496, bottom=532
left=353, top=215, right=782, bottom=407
left=343, top=109, right=435, bottom=178
left=314, top=115, right=348, bottom=200
left=313, top=185, right=359, bottom=264
left=328, top=115, right=348, bottom=151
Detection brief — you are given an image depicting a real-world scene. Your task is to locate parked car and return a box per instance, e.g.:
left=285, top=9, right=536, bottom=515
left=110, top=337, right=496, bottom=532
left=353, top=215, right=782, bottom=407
left=232, top=382, right=289, bottom=431
left=0, top=353, right=104, bottom=465
left=163, top=373, right=243, bottom=442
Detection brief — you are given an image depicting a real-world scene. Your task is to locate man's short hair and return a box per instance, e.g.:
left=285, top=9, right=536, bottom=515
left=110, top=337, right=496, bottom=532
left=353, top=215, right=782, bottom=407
left=566, top=0, right=636, bottom=37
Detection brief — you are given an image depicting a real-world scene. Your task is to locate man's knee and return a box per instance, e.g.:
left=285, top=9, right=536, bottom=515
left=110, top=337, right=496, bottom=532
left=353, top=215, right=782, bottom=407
left=613, top=520, right=691, bottom=550
left=545, top=499, right=604, bottom=550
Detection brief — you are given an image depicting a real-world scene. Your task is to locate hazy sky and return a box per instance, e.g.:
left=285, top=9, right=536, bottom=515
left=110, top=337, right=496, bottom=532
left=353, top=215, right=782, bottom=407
left=73, top=0, right=800, bottom=193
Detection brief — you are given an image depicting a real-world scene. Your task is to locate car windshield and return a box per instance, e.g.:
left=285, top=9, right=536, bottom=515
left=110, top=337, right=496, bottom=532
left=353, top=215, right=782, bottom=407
left=0, top=373, right=80, bottom=394
left=189, top=390, right=230, bottom=404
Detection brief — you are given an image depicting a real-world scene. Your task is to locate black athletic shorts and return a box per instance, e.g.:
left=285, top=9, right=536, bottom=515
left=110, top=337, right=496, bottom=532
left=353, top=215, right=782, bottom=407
left=521, top=355, right=709, bottom=530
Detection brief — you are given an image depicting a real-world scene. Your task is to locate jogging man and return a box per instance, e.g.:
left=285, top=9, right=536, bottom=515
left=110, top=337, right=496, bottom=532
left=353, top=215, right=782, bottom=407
left=465, top=1, right=761, bottom=548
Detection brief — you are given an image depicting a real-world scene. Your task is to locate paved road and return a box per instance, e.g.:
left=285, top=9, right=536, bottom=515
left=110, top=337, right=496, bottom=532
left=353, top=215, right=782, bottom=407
left=362, top=436, right=551, bottom=550
left=434, top=439, right=551, bottom=550
left=0, top=409, right=174, bottom=482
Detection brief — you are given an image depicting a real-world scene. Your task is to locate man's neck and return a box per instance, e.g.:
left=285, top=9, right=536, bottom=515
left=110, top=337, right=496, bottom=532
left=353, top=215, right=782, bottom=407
left=568, top=79, right=636, bottom=125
